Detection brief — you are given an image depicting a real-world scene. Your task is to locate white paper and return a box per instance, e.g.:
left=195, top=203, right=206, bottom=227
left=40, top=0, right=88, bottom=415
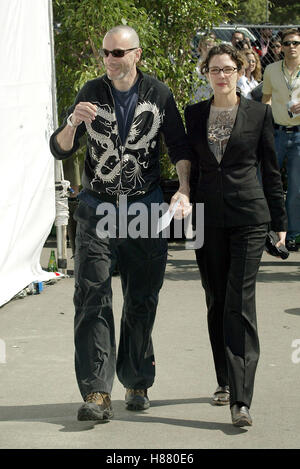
left=156, top=198, right=181, bottom=234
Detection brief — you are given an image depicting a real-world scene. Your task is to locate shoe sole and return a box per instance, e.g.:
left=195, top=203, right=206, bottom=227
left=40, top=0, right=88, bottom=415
left=213, top=399, right=230, bottom=406
left=77, top=403, right=114, bottom=421
left=126, top=398, right=150, bottom=411
left=232, top=417, right=252, bottom=427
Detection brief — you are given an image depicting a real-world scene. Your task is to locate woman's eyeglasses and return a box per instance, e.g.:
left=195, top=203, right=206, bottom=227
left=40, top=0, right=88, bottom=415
left=208, top=66, right=237, bottom=75
left=99, top=48, right=137, bottom=58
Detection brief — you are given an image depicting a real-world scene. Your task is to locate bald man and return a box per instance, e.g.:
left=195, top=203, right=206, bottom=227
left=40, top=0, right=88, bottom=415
left=50, top=25, right=192, bottom=421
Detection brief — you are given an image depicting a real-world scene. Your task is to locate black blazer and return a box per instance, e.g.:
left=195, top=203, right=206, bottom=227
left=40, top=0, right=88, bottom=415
left=185, top=95, right=288, bottom=232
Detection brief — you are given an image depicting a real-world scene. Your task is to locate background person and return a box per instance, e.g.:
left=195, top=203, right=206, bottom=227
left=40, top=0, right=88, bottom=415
left=185, top=44, right=287, bottom=427
left=50, top=24, right=191, bottom=422
left=253, top=24, right=273, bottom=58
left=231, top=30, right=245, bottom=48
left=190, top=33, right=217, bottom=103
left=262, top=28, right=300, bottom=252
left=235, top=39, right=251, bottom=51
left=261, top=37, right=283, bottom=71
left=237, top=49, right=262, bottom=99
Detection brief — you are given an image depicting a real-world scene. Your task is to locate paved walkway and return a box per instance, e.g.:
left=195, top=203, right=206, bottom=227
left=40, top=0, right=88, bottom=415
left=0, top=242, right=299, bottom=449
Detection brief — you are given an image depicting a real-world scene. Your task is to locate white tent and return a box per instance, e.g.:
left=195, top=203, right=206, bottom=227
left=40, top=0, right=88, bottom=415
left=0, top=0, right=64, bottom=306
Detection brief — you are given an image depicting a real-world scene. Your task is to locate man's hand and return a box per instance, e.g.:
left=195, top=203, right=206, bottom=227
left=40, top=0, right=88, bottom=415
left=289, top=101, right=300, bottom=115
left=56, top=102, right=98, bottom=152
left=71, top=102, right=98, bottom=125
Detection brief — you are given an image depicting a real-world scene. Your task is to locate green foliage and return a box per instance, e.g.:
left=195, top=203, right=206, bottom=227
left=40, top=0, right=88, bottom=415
left=135, top=0, right=238, bottom=113
left=53, top=0, right=238, bottom=179
left=53, top=0, right=159, bottom=120
left=232, top=0, right=300, bottom=25
left=232, top=0, right=272, bottom=24
left=270, top=0, right=300, bottom=24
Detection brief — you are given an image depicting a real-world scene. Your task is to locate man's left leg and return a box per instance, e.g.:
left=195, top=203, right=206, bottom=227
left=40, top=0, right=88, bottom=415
left=285, top=130, right=300, bottom=250
left=116, top=236, right=168, bottom=410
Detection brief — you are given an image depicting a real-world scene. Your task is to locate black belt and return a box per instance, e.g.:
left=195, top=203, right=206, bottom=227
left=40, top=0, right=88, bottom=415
left=274, top=123, right=300, bottom=132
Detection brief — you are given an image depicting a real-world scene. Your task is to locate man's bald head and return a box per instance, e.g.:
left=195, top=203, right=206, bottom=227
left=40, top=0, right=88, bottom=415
left=104, top=25, right=140, bottom=48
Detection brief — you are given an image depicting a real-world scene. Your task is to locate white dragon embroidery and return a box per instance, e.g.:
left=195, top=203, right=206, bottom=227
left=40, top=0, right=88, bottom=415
left=85, top=102, right=163, bottom=195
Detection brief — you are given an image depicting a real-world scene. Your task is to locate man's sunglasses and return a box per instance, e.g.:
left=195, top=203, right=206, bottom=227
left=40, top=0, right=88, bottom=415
left=282, top=40, right=300, bottom=47
left=99, top=47, right=137, bottom=58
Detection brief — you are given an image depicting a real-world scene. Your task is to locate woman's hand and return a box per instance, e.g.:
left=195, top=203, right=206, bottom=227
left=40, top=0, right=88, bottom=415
left=276, top=231, right=287, bottom=247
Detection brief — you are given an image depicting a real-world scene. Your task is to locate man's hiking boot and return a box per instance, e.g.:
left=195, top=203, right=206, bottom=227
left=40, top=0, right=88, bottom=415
left=77, top=392, right=114, bottom=421
left=125, top=389, right=150, bottom=410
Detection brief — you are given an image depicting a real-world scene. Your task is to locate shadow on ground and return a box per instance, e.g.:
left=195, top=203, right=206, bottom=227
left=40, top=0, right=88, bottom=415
left=0, top=398, right=247, bottom=436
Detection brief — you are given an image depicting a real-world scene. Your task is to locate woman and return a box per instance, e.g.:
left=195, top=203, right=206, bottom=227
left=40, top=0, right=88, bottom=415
left=237, top=49, right=262, bottom=99
left=185, top=44, right=287, bottom=427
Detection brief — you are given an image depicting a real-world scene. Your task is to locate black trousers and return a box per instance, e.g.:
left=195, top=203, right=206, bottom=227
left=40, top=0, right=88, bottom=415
left=73, top=200, right=168, bottom=400
left=195, top=224, right=268, bottom=408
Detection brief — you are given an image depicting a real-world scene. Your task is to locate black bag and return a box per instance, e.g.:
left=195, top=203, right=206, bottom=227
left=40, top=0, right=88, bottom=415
left=250, top=82, right=263, bottom=102
left=265, top=231, right=289, bottom=259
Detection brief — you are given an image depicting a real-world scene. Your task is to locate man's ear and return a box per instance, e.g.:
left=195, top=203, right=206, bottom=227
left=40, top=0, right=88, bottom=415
left=136, top=48, right=142, bottom=63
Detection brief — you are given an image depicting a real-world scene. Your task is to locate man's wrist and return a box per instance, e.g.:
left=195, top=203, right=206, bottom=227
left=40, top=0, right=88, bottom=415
left=67, top=113, right=81, bottom=128
left=178, top=184, right=190, bottom=195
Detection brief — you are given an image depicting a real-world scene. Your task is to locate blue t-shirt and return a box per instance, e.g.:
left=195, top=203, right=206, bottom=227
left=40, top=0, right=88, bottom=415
left=111, top=78, right=139, bottom=145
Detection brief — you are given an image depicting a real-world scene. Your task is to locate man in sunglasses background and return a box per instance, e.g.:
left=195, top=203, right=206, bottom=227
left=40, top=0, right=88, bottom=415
left=262, top=28, right=300, bottom=252
left=50, top=25, right=191, bottom=421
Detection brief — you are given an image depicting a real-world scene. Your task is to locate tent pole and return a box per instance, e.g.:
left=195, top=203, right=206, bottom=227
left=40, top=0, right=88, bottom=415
left=48, top=0, right=68, bottom=275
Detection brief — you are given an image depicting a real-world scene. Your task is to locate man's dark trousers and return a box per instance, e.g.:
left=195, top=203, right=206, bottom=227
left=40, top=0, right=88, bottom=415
left=73, top=195, right=168, bottom=400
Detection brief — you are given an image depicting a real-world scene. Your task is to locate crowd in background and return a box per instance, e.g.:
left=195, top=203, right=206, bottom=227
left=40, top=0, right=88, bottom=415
left=191, top=24, right=287, bottom=103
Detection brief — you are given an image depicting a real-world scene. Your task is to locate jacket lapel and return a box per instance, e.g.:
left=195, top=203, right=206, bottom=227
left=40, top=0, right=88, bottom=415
left=200, top=97, right=219, bottom=165
left=222, top=95, right=250, bottom=161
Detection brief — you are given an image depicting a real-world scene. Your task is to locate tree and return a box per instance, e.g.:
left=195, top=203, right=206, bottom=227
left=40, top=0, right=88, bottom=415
left=53, top=0, right=238, bottom=178
left=270, top=0, right=300, bottom=24
left=53, top=0, right=160, bottom=120
left=231, top=0, right=271, bottom=24
left=231, top=0, right=300, bottom=25
left=134, top=0, right=238, bottom=108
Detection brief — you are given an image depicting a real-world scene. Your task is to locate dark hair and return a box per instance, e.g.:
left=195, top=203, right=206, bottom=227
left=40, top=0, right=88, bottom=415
left=281, top=28, right=300, bottom=42
left=231, top=30, right=245, bottom=39
left=200, top=43, right=244, bottom=75
left=270, top=37, right=282, bottom=46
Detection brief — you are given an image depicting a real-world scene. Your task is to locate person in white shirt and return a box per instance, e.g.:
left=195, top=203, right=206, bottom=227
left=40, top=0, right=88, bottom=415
left=237, top=50, right=262, bottom=99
